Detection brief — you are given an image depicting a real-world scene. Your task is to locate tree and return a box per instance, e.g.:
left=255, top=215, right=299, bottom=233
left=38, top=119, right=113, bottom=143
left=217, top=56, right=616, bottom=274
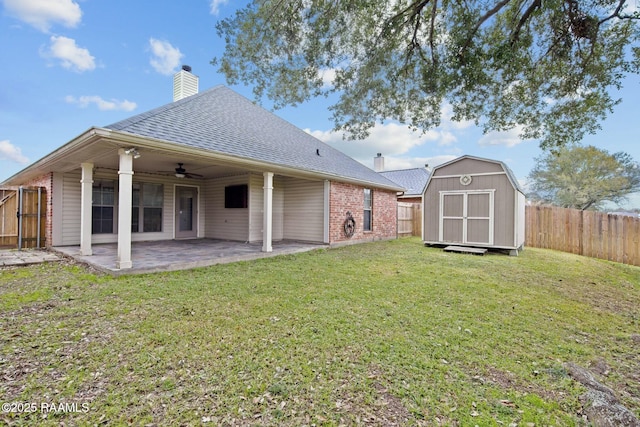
left=527, top=145, right=640, bottom=210
left=212, top=1, right=640, bottom=150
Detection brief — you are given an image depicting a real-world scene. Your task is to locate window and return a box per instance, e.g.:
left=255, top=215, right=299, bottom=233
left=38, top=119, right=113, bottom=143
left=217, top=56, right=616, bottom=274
left=131, top=183, right=163, bottom=232
left=225, top=184, right=248, bottom=208
left=92, top=180, right=115, bottom=234
left=364, top=188, right=372, bottom=232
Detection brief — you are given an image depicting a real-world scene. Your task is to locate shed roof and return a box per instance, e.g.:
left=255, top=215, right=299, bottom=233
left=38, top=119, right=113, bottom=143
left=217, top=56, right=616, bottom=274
left=426, top=155, right=524, bottom=194
left=380, top=168, right=430, bottom=196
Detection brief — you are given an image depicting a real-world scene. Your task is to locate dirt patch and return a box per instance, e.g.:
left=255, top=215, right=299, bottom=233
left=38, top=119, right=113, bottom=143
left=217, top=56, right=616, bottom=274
left=471, top=366, right=561, bottom=403
left=348, top=365, right=413, bottom=426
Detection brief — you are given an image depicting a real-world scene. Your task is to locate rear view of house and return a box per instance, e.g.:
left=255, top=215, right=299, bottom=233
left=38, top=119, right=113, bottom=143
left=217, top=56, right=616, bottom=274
left=422, top=155, right=526, bottom=254
left=1, top=68, right=402, bottom=269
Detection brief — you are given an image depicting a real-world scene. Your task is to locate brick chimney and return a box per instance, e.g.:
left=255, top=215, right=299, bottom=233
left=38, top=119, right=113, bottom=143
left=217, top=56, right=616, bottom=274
left=173, top=65, right=199, bottom=101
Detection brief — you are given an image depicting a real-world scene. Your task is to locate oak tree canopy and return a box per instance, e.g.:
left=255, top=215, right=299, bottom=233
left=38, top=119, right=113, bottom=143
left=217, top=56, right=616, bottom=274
left=213, top=1, right=639, bottom=150
left=528, top=145, right=640, bottom=210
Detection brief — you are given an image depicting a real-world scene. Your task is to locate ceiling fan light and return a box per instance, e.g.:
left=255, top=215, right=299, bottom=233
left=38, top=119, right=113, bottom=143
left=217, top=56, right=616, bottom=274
left=175, top=173, right=186, bottom=178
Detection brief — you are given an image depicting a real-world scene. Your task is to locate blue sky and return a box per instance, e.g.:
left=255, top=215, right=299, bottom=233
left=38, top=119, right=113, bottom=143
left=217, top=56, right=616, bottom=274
left=1, top=0, right=639, bottom=209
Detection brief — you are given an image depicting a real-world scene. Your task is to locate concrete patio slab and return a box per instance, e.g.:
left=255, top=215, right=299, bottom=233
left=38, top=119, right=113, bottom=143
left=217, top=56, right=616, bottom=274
left=0, top=249, right=63, bottom=267
left=53, top=239, right=327, bottom=275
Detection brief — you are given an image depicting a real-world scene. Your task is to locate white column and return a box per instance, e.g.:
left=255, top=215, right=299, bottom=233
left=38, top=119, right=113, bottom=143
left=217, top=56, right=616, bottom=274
left=80, top=163, right=94, bottom=255
left=262, top=172, right=274, bottom=252
left=116, top=149, right=134, bottom=269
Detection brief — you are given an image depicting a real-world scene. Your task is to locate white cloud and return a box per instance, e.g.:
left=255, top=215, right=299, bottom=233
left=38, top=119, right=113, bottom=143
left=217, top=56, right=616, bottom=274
left=307, top=111, right=472, bottom=164
left=42, top=36, right=95, bottom=72
left=478, top=126, right=528, bottom=148
left=209, top=0, right=229, bottom=15
left=149, top=38, right=183, bottom=75
left=0, top=140, right=29, bottom=164
left=307, top=122, right=439, bottom=164
left=318, top=68, right=336, bottom=88
left=382, top=155, right=458, bottom=171
left=65, top=95, right=137, bottom=112
left=440, top=103, right=474, bottom=131
left=3, top=0, right=82, bottom=32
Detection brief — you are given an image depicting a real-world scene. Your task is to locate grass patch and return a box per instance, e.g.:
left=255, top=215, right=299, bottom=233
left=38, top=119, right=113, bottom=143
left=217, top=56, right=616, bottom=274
left=1, top=238, right=639, bottom=425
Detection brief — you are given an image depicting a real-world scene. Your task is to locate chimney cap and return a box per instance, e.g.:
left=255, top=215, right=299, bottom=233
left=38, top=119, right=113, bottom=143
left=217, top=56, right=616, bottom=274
left=182, top=65, right=192, bottom=72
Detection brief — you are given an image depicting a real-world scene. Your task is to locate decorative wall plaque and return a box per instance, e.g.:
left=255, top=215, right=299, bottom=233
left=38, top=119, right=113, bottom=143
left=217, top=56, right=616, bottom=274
left=460, top=174, right=472, bottom=186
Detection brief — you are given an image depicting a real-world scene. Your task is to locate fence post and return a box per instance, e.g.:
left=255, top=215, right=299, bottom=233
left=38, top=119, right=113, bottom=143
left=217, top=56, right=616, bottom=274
left=17, top=186, right=23, bottom=250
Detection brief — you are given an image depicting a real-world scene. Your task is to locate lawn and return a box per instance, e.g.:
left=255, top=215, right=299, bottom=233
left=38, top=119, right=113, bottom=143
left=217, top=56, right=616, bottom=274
left=1, top=238, right=639, bottom=426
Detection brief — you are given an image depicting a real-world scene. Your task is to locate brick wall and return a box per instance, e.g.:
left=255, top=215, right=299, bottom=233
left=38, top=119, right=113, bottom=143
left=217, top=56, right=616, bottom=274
left=21, top=173, right=54, bottom=247
left=329, top=181, right=397, bottom=245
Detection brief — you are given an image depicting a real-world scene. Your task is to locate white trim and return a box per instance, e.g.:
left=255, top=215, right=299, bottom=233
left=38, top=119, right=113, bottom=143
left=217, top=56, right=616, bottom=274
left=431, top=171, right=507, bottom=179
left=116, top=149, right=134, bottom=269
left=438, top=189, right=495, bottom=245
left=262, top=172, right=274, bottom=252
left=79, top=163, right=93, bottom=256
left=513, top=188, right=518, bottom=248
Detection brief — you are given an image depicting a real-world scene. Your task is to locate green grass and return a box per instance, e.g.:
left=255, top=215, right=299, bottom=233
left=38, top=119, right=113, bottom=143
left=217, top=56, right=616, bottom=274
left=1, top=238, right=639, bottom=426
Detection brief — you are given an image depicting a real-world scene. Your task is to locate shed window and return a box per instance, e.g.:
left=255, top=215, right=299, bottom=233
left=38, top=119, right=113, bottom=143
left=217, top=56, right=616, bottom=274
left=225, top=184, right=248, bottom=208
left=364, top=188, right=372, bottom=232
left=92, top=180, right=115, bottom=234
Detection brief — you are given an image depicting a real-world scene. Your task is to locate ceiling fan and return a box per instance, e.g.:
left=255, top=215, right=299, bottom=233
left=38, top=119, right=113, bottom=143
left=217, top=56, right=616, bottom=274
left=160, top=163, right=204, bottom=179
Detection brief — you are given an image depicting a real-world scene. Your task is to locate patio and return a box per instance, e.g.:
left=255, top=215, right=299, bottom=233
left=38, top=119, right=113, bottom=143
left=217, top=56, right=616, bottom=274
left=53, top=239, right=327, bottom=275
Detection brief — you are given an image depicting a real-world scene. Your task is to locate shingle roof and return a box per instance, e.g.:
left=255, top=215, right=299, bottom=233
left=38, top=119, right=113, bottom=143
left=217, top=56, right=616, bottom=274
left=429, top=155, right=525, bottom=193
left=380, top=168, right=430, bottom=196
left=105, top=85, right=401, bottom=190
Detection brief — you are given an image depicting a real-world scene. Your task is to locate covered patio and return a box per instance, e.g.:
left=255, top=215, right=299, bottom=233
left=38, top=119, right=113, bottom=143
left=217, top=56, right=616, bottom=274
left=54, top=239, right=327, bottom=275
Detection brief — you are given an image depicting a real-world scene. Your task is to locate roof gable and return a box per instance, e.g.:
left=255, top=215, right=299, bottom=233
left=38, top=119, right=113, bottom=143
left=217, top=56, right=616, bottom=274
left=105, top=86, right=400, bottom=190
left=426, top=155, right=524, bottom=193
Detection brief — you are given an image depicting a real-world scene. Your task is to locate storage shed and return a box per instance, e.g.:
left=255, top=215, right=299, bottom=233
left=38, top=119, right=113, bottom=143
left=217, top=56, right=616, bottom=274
left=422, top=155, right=526, bottom=255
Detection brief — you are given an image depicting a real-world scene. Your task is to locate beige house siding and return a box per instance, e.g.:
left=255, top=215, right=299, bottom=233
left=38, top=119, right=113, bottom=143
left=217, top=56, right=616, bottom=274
left=204, top=174, right=250, bottom=241
left=61, top=171, right=81, bottom=246
left=283, top=177, right=325, bottom=242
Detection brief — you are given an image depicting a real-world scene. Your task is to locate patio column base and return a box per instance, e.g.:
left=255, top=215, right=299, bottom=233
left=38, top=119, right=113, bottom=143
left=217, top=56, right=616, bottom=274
left=116, top=260, right=133, bottom=269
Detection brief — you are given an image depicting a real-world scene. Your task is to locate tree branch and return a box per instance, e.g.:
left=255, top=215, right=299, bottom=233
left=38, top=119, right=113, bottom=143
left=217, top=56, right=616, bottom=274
left=459, top=0, right=512, bottom=61
left=598, top=0, right=630, bottom=25
left=510, top=0, right=541, bottom=45
left=428, top=0, right=439, bottom=65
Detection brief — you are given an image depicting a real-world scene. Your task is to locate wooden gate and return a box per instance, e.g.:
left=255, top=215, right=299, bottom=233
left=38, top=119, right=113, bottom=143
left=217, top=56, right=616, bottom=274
left=0, top=187, right=47, bottom=249
left=398, top=202, right=422, bottom=237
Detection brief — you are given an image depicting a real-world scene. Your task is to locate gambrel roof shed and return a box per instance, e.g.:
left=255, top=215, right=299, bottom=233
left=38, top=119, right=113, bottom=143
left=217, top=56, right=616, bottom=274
left=422, top=155, right=526, bottom=254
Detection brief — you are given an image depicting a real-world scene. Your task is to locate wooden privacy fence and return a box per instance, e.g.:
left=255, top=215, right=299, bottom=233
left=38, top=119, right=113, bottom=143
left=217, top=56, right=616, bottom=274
left=525, top=205, right=640, bottom=267
left=0, top=187, right=47, bottom=249
left=398, top=202, right=422, bottom=237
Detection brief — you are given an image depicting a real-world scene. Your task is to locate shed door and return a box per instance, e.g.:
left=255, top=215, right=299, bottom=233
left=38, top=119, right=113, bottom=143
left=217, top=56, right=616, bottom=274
left=439, top=190, right=494, bottom=245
